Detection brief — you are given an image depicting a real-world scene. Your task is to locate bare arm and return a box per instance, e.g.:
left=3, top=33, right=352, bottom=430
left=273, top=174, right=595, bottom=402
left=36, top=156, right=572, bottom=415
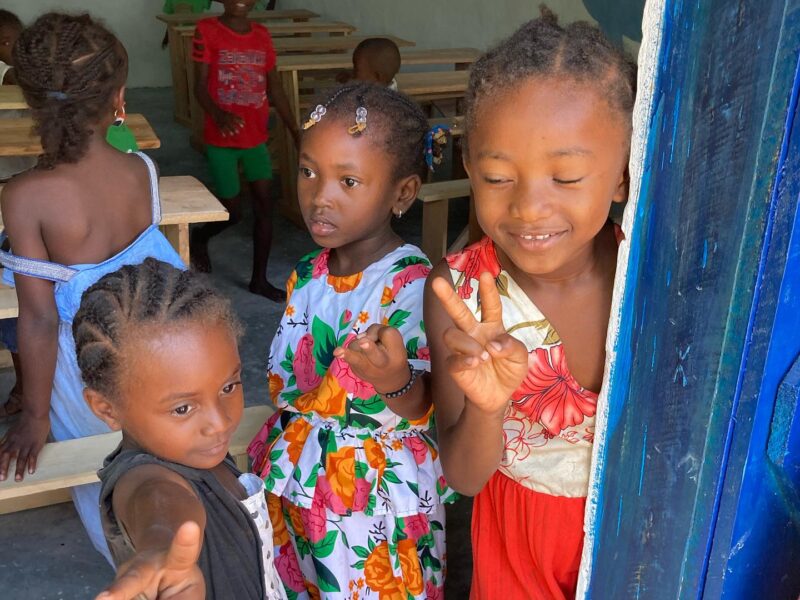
left=267, top=68, right=300, bottom=147
left=424, top=262, right=529, bottom=495
left=0, top=180, right=58, bottom=481
left=97, top=464, right=206, bottom=600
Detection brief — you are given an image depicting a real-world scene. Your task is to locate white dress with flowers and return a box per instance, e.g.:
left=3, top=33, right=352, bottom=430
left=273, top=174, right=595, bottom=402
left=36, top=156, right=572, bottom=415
left=249, top=244, right=456, bottom=600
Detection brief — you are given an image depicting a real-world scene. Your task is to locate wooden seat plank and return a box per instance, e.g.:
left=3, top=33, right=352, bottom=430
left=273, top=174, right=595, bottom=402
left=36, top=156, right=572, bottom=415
left=0, top=86, right=26, bottom=111
left=156, top=9, right=319, bottom=24
left=0, top=114, right=160, bottom=157
left=173, top=20, right=356, bottom=37
left=277, top=47, right=480, bottom=71
left=270, top=34, right=414, bottom=53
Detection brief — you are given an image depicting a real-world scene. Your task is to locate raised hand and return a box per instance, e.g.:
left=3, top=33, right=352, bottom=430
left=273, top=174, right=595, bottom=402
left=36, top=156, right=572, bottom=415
left=96, top=521, right=205, bottom=600
left=0, top=413, right=50, bottom=481
left=432, top=271, right=528, bottom=413
left=333, top=324, right=411, bottom=394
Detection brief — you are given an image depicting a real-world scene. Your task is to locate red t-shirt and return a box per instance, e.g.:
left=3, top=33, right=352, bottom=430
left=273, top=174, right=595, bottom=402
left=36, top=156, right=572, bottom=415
left=192, top=18, right=276, bottom=148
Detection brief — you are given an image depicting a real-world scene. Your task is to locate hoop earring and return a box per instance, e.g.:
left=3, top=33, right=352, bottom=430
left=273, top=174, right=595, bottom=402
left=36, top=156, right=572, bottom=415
left=113, top=102, right=126, bottom=126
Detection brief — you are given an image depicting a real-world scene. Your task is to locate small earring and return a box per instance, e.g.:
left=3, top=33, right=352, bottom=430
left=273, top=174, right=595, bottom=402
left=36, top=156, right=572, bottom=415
left=113, top=102, right=126, bottom=126
left=396, top=209, right=403, bottom=219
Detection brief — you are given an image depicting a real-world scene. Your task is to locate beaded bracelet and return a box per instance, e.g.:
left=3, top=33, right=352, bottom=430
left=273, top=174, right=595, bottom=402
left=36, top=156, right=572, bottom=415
left=380, top=362, right=422, bottom=399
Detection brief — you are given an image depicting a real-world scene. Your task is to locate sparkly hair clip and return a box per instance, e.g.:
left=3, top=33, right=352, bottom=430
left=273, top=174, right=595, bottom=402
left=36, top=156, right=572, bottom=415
left=425, top=125, right=450, bottom=171
left=348, top=95, right=367, bottom=136
left=45, top=90, right=69, bottom=101
left=303, top=104, right=326, bottom=130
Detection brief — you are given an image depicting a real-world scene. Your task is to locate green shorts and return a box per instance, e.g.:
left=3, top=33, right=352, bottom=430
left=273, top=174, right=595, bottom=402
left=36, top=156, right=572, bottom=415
left=205, top=143, right=273, bottom=200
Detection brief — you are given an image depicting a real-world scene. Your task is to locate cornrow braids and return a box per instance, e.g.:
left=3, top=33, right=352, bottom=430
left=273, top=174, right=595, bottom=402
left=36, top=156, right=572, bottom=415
left=12, top=13, right=128, bottom=169
left=464, top=4, right=637, bottom=149
left=73, top=259, right=241, bottom=400
left=303, top=82, right=431, bottom=180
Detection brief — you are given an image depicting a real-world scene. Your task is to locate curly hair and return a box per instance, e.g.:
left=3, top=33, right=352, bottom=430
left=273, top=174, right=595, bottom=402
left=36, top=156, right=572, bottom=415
left=12, top=13, right=128, bottom=169
left=464, top=5, right=637, bottom=148
left=302, top=82, right=432, bottom=180
left=0, top=10, right=22, bottom=31
left=73, top=259, right=241, bottom=400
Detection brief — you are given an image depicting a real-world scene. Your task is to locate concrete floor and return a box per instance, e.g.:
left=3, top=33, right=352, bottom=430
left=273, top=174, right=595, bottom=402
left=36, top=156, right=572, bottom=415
left=0, top=87, right=473, bottom=598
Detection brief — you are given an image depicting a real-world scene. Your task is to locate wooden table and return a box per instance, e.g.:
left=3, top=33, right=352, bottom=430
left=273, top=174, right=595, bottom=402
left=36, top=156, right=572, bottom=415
left=168, top=19, right=358, bottom=126
left=0, top=176, right=227, bottom=268
left=156, top=8, right=319, bottom=25
left=0, top=86, right=25, bottom=110
left=0, top=113, right=160, bottom=157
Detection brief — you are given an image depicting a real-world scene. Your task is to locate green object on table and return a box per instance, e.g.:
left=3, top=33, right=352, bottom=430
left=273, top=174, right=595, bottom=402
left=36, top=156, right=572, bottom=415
left=162, top=0, right=212, bottom=14
left=106, top=123, right=140, bottom=153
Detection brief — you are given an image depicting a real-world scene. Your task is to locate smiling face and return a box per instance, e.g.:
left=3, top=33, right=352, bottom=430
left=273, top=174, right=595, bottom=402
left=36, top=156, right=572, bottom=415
left=222, top=0, right=256, bottom=18
left=297, top=117, right=419, bottom=265
left=91, top=322, right=244, bottom=470
left=466, top=76, right=630, bottom=281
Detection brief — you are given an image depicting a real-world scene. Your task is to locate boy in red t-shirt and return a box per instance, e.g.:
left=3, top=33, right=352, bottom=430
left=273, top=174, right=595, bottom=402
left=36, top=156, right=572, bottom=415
left=191, top=0, right=299, bottom=301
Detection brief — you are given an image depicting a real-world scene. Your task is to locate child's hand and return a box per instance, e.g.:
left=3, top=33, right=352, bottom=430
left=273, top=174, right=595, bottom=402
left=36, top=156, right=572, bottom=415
left=432, top=271, right=529, bottom=414
left=0, top=414, right=50, bottom=481
left=333, top=324, right=412, bottom=394
left=214, top=111, right=245, bottom=137
left=95, top=522, right=205, bottom=600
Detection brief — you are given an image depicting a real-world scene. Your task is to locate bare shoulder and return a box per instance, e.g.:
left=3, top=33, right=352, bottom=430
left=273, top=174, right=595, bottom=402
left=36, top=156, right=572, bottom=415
left=113, top=463, right=198, bottom=518
left=1, top=168, right=74, bottom=224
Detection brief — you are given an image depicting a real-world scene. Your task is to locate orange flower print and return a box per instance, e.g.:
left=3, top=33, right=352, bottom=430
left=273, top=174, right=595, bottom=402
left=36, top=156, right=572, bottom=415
left=358, top=311, right=370, bottom=324
left=286, top=270, right=298, bottom=301
left=380, top=286, right=394, bottom=306
left=267, top=493, right=289, bottom=546
left=364, top=541, right=405, bottom=599
left=398, top=538, right=424, bottom=595
left=325, top=446, right=356, bottom=508
left=284, top=417, right=313, bottom=464
left=268, top=373, right=284, bottom=402
left=294, top=372, right=347, bottom=418
left=286, top=502, right=307, bottom=539
left=391, top=439, right=404, bottom=451
left=306, top=581, right=321, bottom=600
left=285, top=304, right=295, bottom=317
left=328, top=271, right=363, bottom=293
left=363, top=437, right=386, bottom=477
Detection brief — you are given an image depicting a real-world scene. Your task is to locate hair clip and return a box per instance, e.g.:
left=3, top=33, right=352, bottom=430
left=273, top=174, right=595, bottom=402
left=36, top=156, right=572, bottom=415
left=45, top=90, right=69, bottom=101
left=303, top=104, right=327, bottom=130
left=348, top=96, right=367, bottom=135
left=425, top=124, right=450, bottom=171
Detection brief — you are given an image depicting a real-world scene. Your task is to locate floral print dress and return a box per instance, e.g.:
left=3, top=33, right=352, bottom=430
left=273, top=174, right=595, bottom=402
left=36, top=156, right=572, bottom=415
left=249, top=244, right=457, bottom=600
left=446, top=237, right=599, bottom=600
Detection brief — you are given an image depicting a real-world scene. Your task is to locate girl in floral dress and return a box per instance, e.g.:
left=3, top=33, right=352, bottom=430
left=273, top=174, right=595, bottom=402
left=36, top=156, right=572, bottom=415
left=424, top=9, right=636, bottom=600
left=249, top=83, right=456, bottom=599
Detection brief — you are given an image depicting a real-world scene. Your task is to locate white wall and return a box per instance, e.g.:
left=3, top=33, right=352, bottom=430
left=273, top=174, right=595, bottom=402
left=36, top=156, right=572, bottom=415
left=5, top=0, right=172, bottom=88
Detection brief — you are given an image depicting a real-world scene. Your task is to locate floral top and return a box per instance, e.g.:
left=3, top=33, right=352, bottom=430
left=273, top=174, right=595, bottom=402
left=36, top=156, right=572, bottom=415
left=447, top=237, right=598, bottom=498
left=249, top=244, right=457, bottom=517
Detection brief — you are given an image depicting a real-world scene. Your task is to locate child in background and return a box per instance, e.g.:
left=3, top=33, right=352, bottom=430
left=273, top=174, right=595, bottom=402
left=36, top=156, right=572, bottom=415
left=70, top=260, right=285, bottom=600
left=337, top=37, right=401, bottom=90
left=190, top=0, right=300, bottom=301
left=0, top=13, right=184, bottom=564
left=0, top=9, right=22, bottom=85
left=248, top=83, right=455, bottom=599
left=425, top=8, right=635, bottom=599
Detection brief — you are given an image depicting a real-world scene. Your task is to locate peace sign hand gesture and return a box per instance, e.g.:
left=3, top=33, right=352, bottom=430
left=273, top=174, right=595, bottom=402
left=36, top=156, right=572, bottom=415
left=432, top=271, right=529, bottom=414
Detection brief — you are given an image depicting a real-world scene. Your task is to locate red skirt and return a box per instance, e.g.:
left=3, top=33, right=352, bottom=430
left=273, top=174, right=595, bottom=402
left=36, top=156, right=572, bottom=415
left=470, top=471, right=586, bottom=600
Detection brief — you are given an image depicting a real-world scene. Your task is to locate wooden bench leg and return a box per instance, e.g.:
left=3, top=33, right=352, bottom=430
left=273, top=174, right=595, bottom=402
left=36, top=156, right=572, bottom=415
left=161, top=224, right=191, bottom=265
left=0, top=488, right=71, bottom=515
left=422, top=199, right=449, bottom=264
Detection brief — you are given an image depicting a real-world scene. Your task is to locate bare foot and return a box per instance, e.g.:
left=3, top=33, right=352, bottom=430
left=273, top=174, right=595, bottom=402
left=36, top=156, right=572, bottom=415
left=249, top=280, right=287, bottom=302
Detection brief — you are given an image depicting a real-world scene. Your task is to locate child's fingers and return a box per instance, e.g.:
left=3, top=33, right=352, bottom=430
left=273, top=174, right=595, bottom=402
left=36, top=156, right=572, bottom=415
left=486, top=333, right=529, bottom=364
left=375, top=325, right=404, bottom=352
left=95, top=564, right=156, bottom=600
left=165, top=522, right=203, bottom=572
left=432, top=277, right=479, bottom=333
left=354, top=336, right=391, bottom=369
left=477, top=272, right=504, bottom=324
left=446, top=352, right=483, bottom=373
left=442, top=327, right=488, bottom=361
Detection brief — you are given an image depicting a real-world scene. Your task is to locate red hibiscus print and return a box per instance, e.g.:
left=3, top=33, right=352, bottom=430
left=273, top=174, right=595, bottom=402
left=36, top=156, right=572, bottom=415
left=425, top=581, right=445, bottom=600
left=402, top=513, right=430, bottom=541
left=387, top=263, right=431, bottom=303
left=330, top=356, right=376, bottom=398
left=311, top=250, right=329, bottom=279
left=247, top=410, right=280, bottom=477
left=317, top=473, right=348, bottom=515
left=402, top=436, right=428, bottom=465
left=510, top=345, right=598, bottom=436
left=293, top=333, right=322, bottom=392
left=275, top=542, right=306, bottom=592
left=352, top=478, right=371, bottom=512
left=416, top=346, right=430, bottom=361
left=302, top=488, right=328, bottom=543
left=446, top=237, right=501, bottom=299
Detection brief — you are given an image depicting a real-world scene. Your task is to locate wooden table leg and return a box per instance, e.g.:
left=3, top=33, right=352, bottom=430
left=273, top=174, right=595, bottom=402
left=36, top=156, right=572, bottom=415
left=169, top=25, right=191, bottom=126
left=277, top=69, right=304, bottom=228
left=421, top=199, right=449, bottom=264
left=161, top=224, right=191, bottom=265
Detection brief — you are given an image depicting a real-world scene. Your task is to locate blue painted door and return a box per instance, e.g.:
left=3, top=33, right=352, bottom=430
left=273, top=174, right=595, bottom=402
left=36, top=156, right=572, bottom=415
left=582, top=1, right=800, bottom=598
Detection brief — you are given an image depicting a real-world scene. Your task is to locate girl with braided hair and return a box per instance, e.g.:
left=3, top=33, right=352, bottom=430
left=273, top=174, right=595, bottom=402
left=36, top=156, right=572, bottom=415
left=0, top=13, right=184, bottom=563
left=425, top=6, right=636, bottom=599
left=72, top=259, right=285, bottom=600
left=247, top=83, right=456, bottom=598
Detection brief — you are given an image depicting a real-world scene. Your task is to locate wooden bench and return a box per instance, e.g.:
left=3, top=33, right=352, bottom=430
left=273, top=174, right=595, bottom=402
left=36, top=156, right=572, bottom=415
left=0, top=404, right=273, bottom=514
left=156, top=8, right=320, bottom=26
left=418, top=178, right=476, bottom=264
left=0, top=86, right=25, bottom=111
left=0, top=176, right=229, bottom=267
left=0, top=113, right=160, bottom=157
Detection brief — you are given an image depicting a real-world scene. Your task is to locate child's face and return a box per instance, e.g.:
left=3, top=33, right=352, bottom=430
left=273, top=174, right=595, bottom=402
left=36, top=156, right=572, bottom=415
left=298, top=118, right=412, bottom=250
left=222, top=0, right=256, bottom=18
left=103, top=322, right=244, bottom=470
left=0, top=25, right=20, bottom=65
left=466, top=76, right=630, bottom=280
